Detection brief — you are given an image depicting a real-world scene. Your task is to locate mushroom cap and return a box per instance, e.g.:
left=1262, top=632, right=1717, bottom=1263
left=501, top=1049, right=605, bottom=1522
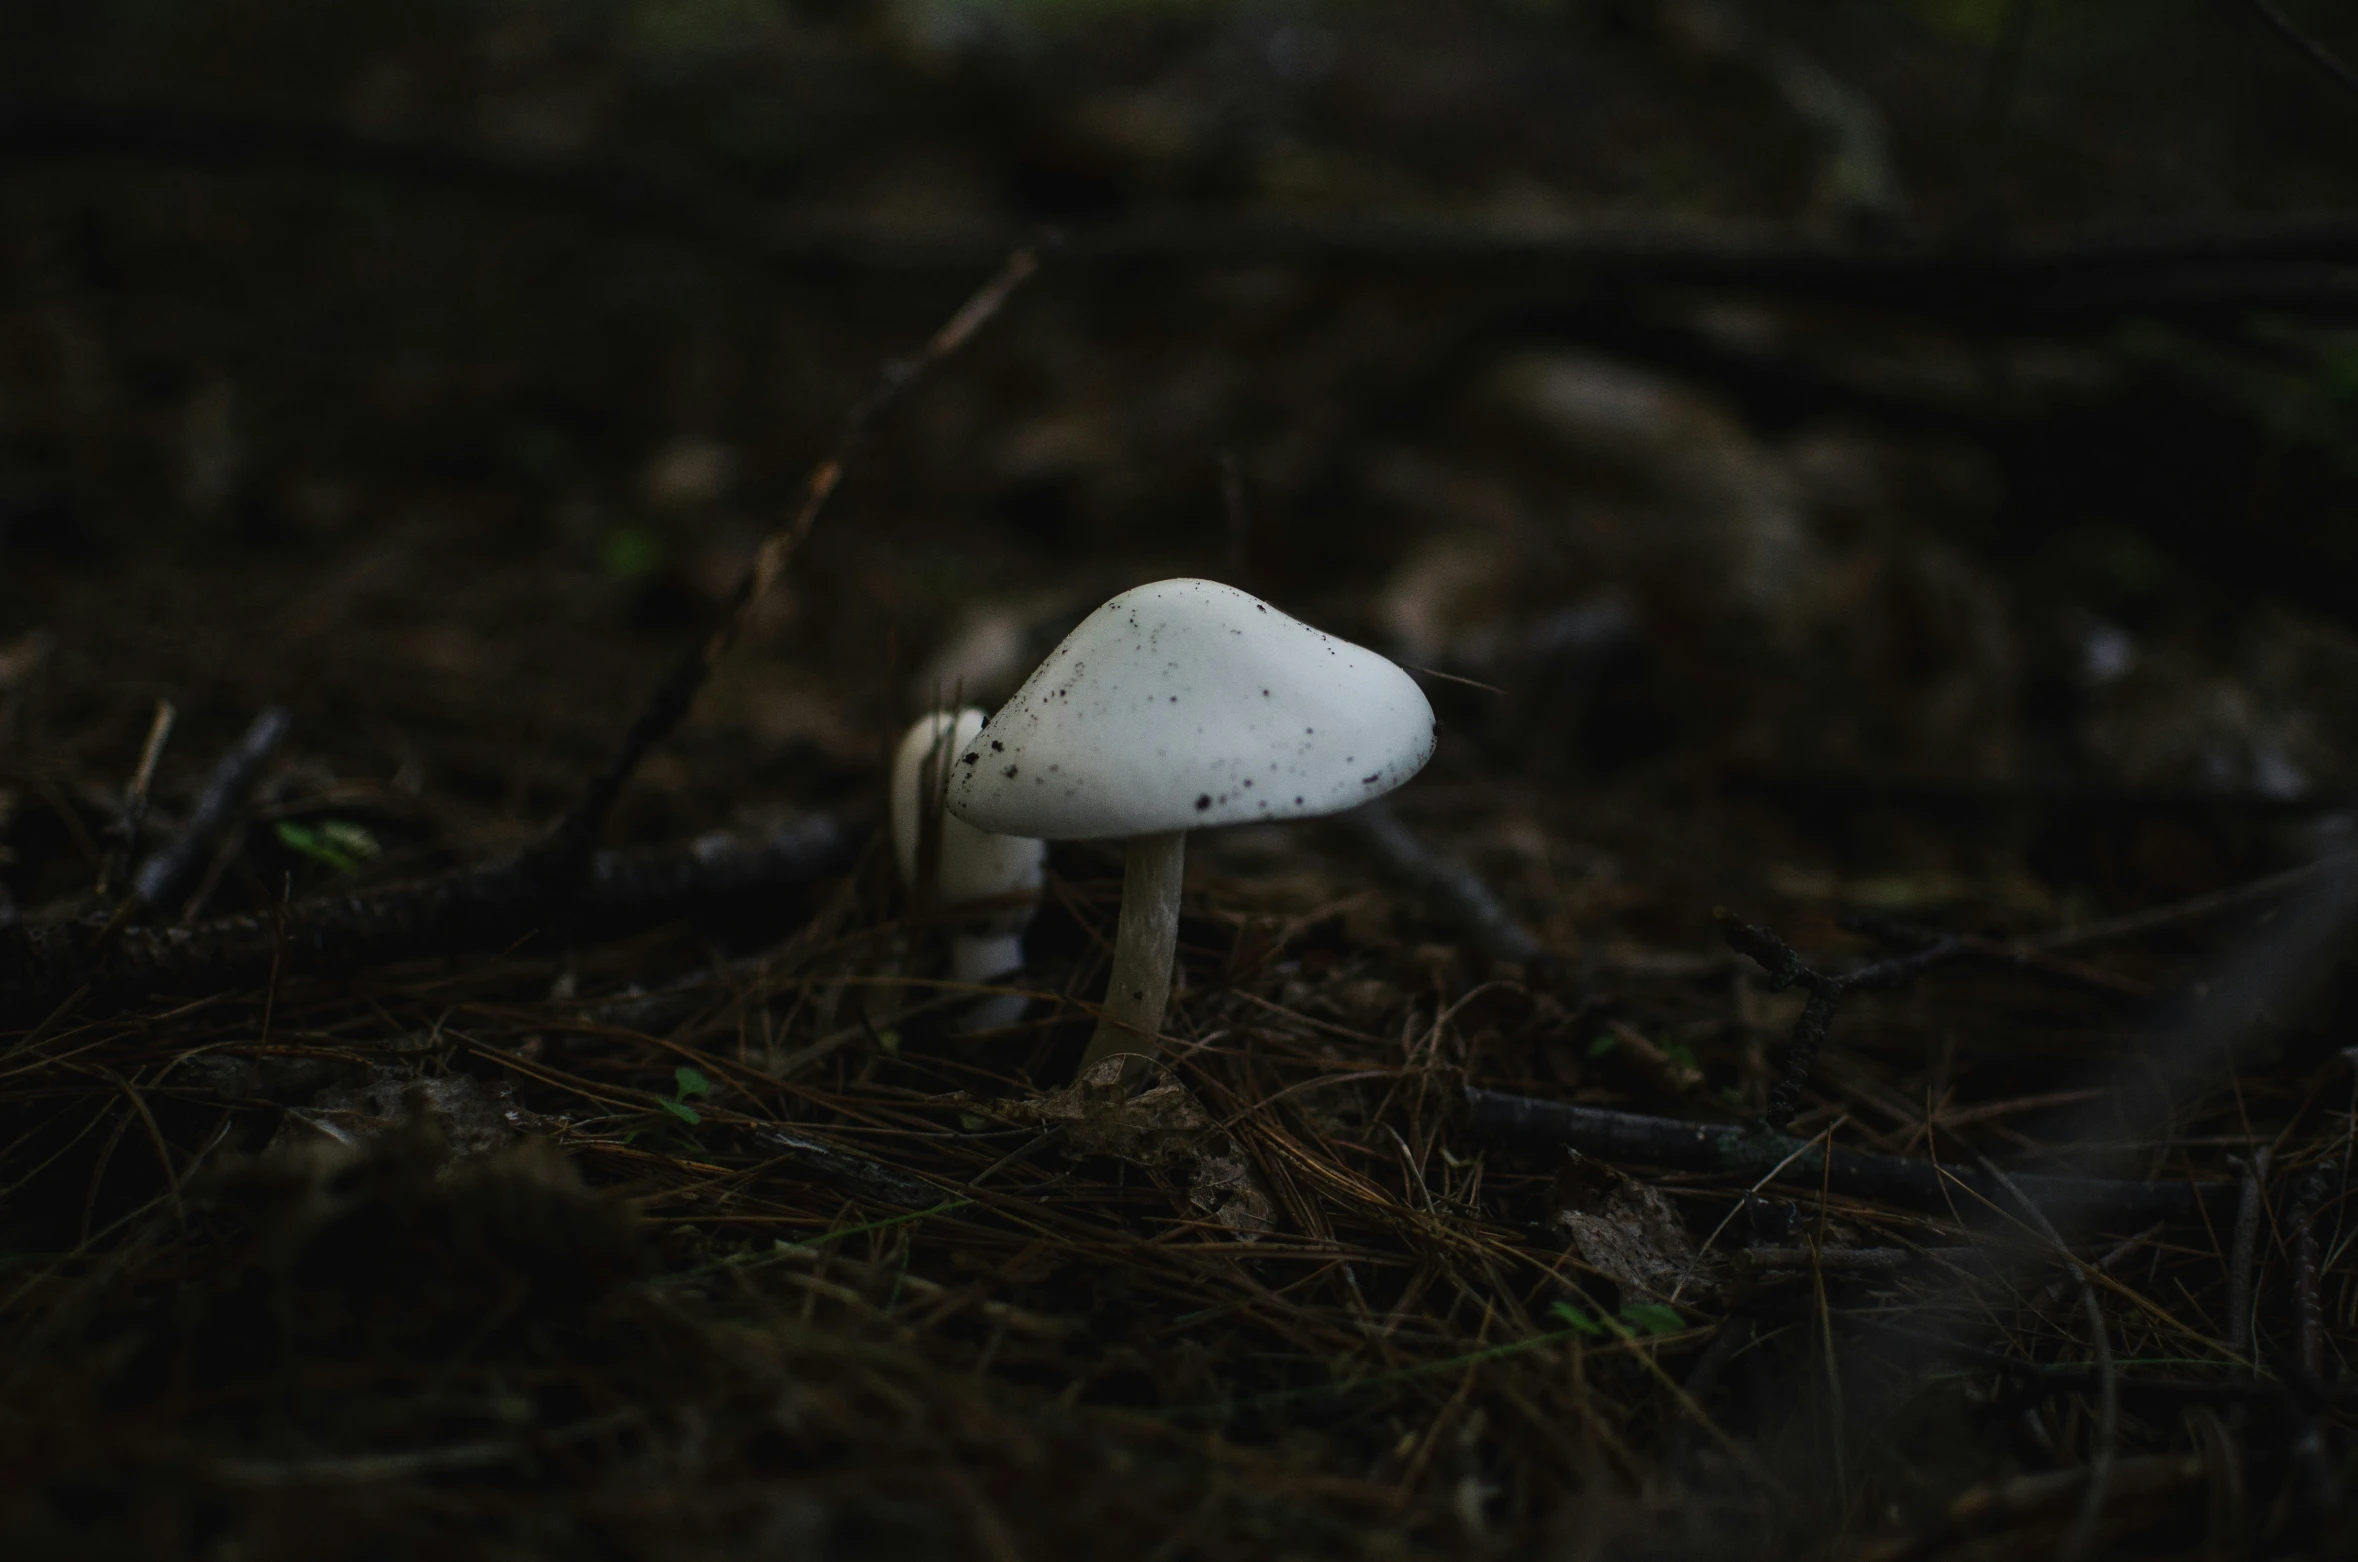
left=890, top=710, right=1047, bottom=919
left=944, top=578, right=1436, bottom=840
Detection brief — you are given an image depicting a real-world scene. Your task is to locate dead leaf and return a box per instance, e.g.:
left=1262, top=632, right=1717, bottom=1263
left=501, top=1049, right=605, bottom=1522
left=292, top=1066, right=532, bottom=1164
left=1551, top=1151, right=1712, bottom=1302
left=978, top=1058, right=1277, bottom=1236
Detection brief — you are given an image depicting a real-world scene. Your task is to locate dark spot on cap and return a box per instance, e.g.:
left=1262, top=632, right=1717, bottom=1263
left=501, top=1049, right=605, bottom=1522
left=1362, top=773, right=1380, bottom=784
left=1195, top=794, right=1211, bottom=811
left=1004, top=766, right=1019, bottom=778
left=961, top=754, right=979, bottom=765
left=1294, top=795, right=1304, bottom=804
left=990, top=741, right=1003, bottom=752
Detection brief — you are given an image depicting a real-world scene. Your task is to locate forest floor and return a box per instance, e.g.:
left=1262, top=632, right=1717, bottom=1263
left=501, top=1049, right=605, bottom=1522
left=6, top=4, right=2358, bottom=1558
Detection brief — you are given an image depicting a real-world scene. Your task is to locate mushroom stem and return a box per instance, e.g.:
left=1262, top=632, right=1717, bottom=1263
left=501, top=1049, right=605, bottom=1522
left=1081, top=829, right=1186, bottom=1069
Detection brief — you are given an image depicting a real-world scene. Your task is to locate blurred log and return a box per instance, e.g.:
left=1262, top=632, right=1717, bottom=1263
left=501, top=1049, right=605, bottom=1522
left=10, top=104, right=2358, bottom=321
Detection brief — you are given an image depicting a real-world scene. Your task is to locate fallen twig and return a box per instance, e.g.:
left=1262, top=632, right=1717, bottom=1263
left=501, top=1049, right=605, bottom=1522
left=1841, top=911, right=2151, bottom=999
left=95, top=699, right=173, bottom=902
left=1735, top=1246, right=1913, bottom=1273
left=2026, top=857, right=2343, bottom=954
left=754, top=1125, right=953, bottom=1211
left=1462, top=1087, right=2235, bottom=1223
left=2250, top=0, right=2358, bottom=102
left=2287, top=1159, right=2340, bottom=1516
left=1, top=815, right=856, bottom=1022
left=2292, top=1160, right=2335, bottom=1383
left=208, top=1410, right=639, bottom=1487
left=129, top=706, right=289, bottom=915
left=2227, top=1148, right=2272, bottom=1375
left=1842, top=1316, right=2341, bottom=1405
left=528, top=248, right=1039, bottom=894
left=1857, top=1454, right=2207, bottom=1562
left=1716, top=908, right=1963, bottom=1132
left=1336, top=801, right=1555, bottom=975
left=1980, top=1155, right=2115, bottom=1562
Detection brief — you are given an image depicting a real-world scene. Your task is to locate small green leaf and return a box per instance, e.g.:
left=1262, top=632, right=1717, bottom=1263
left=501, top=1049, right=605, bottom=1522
left=1549, top=1300, right=1607, bottom=1337
left=1660, top=1039, right=1698, bottom=1069
left=275, top=820, right=362, bottom=874
left=876, top=1029, right=901, bottom=1056
left=1585, top=1032, right=1618, bottom=1059
left=1618, top=1302, right=1684, bottom=1336
left=659, top=1097, right=702, bottom=1125
left=957, top=1112, right=988, bottom=1133
left=602, top=525, right=665, bottom=582
left=673, top=1066, right=712, bottom=1099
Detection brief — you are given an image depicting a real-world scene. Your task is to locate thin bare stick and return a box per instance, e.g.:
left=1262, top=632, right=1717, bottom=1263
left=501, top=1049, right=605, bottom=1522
left=2292, top=1161, right=2335, bottom=1380
left=2250, top=0, right=2358, bottom=102
left=95, top=700, right=174, bottom=900
left=2025, top=857, right=2336, bottom=953
left=2226, top=1149, right=2272, bottom=1374
left=1981, top=1155, right=2113, bottom=1562
left=1340, top=802, right=1551, bottom=971
left=2286, top=1160, right=2341, bottom=1514
left=128, top=706, right=289, bottom=915
left=532, top=245, right=1042, bottom=887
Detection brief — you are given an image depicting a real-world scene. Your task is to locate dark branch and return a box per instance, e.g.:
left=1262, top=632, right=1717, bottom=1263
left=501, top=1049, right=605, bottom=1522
left=130, top=706, right=290, bottom=915
left=1336, top=801, right=1556, bottom=977
left=1714, top=908, right=1964, bottom=1131
left=1462, top=1087, right=2234, bottom=1225
left=2250, top=1, right=2358, bottom=102
left=1, top=815, right=857, bottom=1023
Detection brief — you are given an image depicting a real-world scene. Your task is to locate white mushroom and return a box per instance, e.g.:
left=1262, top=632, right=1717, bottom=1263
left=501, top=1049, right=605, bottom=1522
left=945, top=578, right=1436, bottom=1071
left=890, top=709, right=1047, bottom=1032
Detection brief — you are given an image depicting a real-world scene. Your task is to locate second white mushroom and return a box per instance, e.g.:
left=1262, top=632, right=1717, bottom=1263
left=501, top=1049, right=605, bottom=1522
left=890, top=708, right=1046, bottom=1032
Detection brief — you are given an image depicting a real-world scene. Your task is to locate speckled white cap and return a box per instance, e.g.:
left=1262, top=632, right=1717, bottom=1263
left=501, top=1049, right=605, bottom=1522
left=944, top=579, right=1436, bottom=840
left=890, top=709, right=1047, bottom=912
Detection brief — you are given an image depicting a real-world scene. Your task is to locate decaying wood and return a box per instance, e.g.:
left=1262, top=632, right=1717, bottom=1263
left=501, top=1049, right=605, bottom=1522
left=0, top=815, right=855, bottom=1022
